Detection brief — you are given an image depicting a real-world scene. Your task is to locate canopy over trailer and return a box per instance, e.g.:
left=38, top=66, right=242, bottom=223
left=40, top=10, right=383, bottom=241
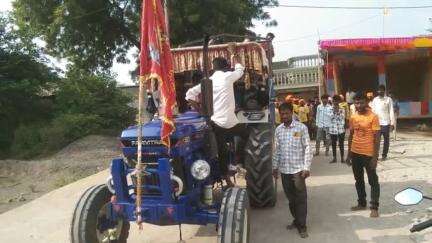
left=320, top=36, right=432, bottom=118
left=169, top=40, right=273, bottom=114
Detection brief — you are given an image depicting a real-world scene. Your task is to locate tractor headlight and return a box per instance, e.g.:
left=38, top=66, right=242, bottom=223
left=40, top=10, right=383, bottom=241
left=190, top=160, right=210, bottom=180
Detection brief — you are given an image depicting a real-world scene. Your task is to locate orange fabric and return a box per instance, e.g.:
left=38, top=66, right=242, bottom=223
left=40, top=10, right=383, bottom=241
left=349, top=110, right=380, bottom=156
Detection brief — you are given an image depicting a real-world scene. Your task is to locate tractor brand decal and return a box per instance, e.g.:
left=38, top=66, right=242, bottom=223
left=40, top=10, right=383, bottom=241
left=131, top=139, right=163, bottom=146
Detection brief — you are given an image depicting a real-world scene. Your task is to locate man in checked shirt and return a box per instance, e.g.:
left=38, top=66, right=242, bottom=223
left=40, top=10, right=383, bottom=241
left=272, top=102, right=312, bottom=238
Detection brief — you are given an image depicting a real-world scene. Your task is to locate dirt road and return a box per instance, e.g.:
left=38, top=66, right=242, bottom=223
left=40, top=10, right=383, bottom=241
left=1, top=133, right=432, bottom=243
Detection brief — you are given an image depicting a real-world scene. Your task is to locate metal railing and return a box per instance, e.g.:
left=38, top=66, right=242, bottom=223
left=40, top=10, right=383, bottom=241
left=274, top=67, right=320, bottom=90
left=273, top=55, right=321, bottom=90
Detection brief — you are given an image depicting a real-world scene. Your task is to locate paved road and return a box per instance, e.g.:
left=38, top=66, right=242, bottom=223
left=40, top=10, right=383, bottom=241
left=1, top=135, right=432, bottom=243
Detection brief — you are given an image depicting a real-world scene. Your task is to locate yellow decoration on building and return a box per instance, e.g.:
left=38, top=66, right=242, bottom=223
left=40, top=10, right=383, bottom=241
left=413, top=38, right=432, bottom=48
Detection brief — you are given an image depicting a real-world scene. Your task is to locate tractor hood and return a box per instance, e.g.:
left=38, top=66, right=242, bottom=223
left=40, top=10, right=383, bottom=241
left=121, top=111, right=206, bottom=140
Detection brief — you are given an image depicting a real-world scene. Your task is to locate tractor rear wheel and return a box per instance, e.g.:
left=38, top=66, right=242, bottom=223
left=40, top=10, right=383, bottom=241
left=244, top=124, right=276, bottom=208
left=70, top=184, right=130, bottom=243
left=217, top=187, right=250, bottom=243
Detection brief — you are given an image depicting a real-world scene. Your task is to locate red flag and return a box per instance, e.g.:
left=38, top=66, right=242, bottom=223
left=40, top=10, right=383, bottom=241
left=140, top=0, right=176, bottom=147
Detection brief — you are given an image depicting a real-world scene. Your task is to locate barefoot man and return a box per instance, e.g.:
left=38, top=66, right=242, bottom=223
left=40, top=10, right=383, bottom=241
left=346, top=93, right=381, bottom=218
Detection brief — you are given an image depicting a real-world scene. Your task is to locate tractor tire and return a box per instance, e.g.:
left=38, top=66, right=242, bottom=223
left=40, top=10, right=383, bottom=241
left=70, top=184, right=130, bottom=243
left=217, top=187, right=250, bottom=243
left=244, top=124, right=276, bottom=208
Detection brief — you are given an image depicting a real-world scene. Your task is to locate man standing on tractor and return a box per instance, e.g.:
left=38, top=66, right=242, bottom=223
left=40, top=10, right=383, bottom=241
left=185, top=55, right=247, bottom=187
left=272, top=102, right=312, bottom=238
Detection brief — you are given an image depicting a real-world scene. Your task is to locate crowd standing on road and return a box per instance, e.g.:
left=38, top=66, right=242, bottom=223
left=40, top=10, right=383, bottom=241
left=273, top=86, right=397, bottom=237
left=172, top=55, right=398, bottom=238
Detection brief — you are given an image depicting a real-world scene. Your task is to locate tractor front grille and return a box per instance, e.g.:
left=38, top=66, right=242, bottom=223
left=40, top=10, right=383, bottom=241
left=127, top=157, right=188, bottom=196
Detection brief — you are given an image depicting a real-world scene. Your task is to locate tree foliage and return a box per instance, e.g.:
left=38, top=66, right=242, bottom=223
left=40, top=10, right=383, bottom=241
left=55, top=70, right=136, bottom=130
left=0, top=13, right=57, bottom=157
left=13, top=0, right=278, bottom=71
left=0, top=13, right=135, bottom=158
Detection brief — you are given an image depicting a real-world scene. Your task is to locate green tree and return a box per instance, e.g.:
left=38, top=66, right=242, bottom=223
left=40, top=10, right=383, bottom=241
left=55, top=70, right=136, bottom=130
left=13, top=0, right=278, bottom=71
left=9, top=71, right=136, bottom=159
left=0, top=13, right=58, bottom=157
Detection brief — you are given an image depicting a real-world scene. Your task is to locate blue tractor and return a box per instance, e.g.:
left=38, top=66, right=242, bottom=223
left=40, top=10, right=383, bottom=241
left=70, top=35, right=276, bottom=243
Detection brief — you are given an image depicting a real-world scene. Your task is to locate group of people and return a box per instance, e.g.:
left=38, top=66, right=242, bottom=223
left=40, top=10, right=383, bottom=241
left=273, top=85, right=397, bottom=238
left=276, top=93, right=350, bottom=164
left=185, top=54, right=396, bottom=239
left=276, top=84, right=396, bottom=164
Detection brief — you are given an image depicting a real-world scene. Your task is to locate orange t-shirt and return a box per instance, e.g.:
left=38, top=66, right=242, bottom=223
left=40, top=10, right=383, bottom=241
left=349, top=110, right=381, bottom=156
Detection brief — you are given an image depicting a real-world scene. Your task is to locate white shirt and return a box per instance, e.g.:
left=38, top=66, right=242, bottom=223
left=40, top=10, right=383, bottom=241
left=346, top=91, right=355, bottom=104
left=371, top=96, right=395, bottom=126
left=316, top=104, right=332, bottom=128
left=185, top=64, right=245, bottom=129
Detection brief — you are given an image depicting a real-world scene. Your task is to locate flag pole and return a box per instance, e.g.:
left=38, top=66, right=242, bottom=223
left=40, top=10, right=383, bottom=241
left=164, top=0, right=170, bottom=38
left=136, top=77, right=145, bottom=228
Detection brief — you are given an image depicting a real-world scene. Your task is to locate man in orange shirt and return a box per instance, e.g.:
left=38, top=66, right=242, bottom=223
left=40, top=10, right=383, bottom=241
left=346, top=93, right=381, bottom=218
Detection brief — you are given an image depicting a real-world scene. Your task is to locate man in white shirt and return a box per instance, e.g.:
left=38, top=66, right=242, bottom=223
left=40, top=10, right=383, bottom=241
left=185, top=56, right=247, bottom=186
left=314, top=94, right=332, bottom=156
left=346, top=87, right=356, bottom=106
left=371, top=85, right=395, bottom=161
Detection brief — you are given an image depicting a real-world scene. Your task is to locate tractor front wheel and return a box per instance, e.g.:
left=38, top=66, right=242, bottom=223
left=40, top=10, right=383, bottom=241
left=217, top=187, right=250, bottom=243
left=70, top=184, right=130, bottom=243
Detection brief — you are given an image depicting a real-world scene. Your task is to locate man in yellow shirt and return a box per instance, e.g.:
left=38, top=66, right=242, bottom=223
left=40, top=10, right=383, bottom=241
left=293, top=98, right=300, bottom=115
left=346, top=92, right=381, bottom=218
left=298, top=99, right=309, bottom=124
left=339, top=94, right=350, bottom=127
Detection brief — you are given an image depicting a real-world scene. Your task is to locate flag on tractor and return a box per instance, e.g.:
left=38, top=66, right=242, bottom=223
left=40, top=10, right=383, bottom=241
left=140, top=0, right=176, bottom=147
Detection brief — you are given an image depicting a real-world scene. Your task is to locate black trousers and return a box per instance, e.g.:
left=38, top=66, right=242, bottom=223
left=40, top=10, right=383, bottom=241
left=351, top=153, right=380, bottom=209
left=212, top=123, right=249, bottom=176
left=330, top=133, right=345, bottom=159
left=281, top=173, right=307, bottom=229
left=380, top=125, right=390, bottom=157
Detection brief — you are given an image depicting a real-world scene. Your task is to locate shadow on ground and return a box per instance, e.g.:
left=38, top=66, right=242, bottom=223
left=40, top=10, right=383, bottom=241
left=249, top=179, right=432, bottom=243
left=191, top=143, right=432, bottom=243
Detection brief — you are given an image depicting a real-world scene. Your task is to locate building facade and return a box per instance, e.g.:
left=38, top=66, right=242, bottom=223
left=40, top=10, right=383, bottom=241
left=272, top=54, right=321, bottom=101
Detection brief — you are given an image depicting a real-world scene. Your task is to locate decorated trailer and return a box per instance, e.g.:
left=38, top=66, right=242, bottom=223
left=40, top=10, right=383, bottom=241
left=320, top=36, right=432, bottom=118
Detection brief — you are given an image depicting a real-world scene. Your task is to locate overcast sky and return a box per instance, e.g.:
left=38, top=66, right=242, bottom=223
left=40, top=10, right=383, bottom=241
left=2, top=0, right=432, bottom=85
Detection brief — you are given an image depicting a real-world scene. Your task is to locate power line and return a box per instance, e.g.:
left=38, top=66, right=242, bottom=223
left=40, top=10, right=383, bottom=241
left=275, top=14, right=381, bottom=43
left=274, top=4, right=432, bottom=10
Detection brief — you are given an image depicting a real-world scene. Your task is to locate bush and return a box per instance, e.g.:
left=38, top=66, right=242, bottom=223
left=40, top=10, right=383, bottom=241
left=9, top=123, right=45, bottom=159
left=8, top=71, right=136, bottom=159
left=41, top=113, right=103, bottom=151
left=10, top=114, right=103, bottom=159
left=55, top=71, right=136, bottom=130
